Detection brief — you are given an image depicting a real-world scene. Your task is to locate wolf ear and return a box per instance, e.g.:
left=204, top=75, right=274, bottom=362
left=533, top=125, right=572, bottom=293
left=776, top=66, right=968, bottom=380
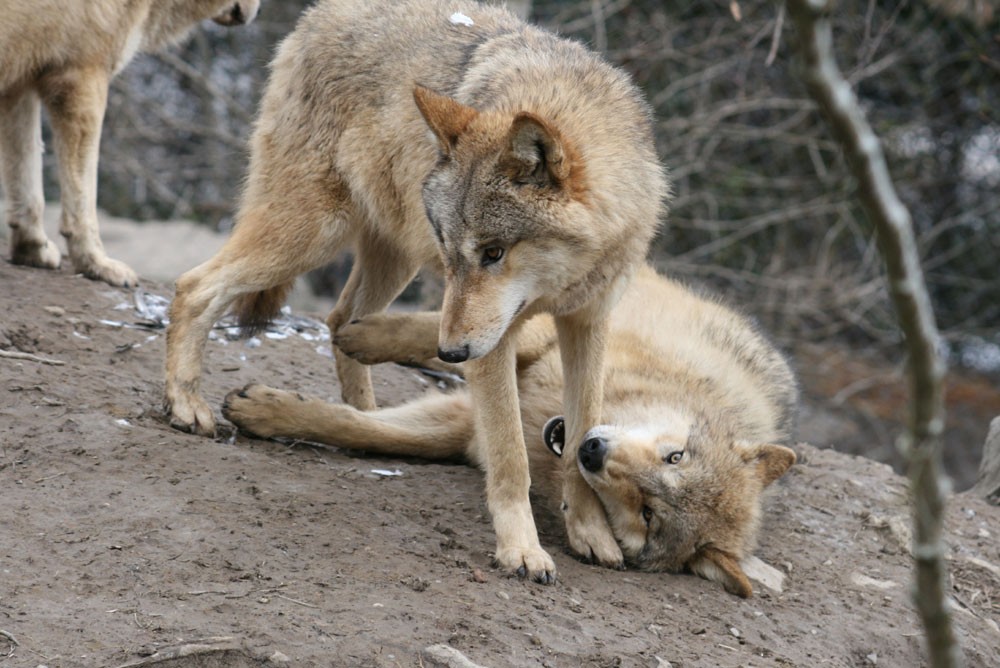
left=688, top=546, right=753, bottom=598
left=413, top=86, right=479, bottom=156
left=742, top=443, right=796, bottom=488
left=502, top=112, right=573, bottom=188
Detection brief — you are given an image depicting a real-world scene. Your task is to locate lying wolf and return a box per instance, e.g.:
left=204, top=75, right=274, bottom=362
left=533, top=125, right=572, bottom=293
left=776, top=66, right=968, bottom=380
left=0, top=0, right=259, bottom=287
left=222, top=266, right=798, bottom=597
left=165, top=0, right=669, bottom=581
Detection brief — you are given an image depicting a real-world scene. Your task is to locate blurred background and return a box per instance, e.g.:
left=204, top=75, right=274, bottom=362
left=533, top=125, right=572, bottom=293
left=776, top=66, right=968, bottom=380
left=37, top=0, right=1000, bottom=486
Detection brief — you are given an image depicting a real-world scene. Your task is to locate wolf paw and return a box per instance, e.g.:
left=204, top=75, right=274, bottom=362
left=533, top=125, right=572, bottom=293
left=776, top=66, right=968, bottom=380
left=222, top=383, right=305, bottom=437
left=494, top=546, right=557, bottom=585
left=564, top=503, right=625, bottom=569
left=75, top=254, right=139, bottom=288
left=11, top=237, right=61, bottom=270
left=166, top=389, right=217, bottom=437
left=332, top=316, right=398, bottom=365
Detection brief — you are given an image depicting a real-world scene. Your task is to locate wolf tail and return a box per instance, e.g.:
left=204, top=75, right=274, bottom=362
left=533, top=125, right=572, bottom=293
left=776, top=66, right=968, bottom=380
left=230, top=281, right=295, bottom=337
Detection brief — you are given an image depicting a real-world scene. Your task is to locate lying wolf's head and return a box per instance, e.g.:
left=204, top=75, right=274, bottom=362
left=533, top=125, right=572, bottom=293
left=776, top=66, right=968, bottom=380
left=412, top=85, right=657, bottom=363
left=547, top=416, right=795, bottom=597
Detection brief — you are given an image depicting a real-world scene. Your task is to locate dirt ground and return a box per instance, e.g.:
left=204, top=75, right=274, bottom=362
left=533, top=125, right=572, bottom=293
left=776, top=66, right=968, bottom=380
left=1, top=241, right=999, bottom=667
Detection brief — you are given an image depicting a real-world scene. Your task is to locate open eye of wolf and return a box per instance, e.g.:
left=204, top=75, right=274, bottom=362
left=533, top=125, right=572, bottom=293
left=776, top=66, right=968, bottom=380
left=665, top=451, right=683, bottom=464
left=481, top=246, right=504, bottom=266
left=641, top=506, right=653, bottom=525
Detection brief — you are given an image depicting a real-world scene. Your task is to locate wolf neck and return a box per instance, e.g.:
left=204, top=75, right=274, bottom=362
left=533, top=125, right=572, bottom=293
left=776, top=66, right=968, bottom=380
left=140, top=0, right=223, bottom=52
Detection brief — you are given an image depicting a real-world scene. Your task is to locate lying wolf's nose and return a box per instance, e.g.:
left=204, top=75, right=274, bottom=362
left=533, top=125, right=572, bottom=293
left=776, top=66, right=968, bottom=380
left=579, top=437, right=608, bottom=473
left=438, top=345, right=470, bottom=363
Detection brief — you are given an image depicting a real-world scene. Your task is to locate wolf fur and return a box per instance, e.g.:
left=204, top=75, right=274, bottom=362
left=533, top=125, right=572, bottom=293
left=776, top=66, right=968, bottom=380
left=0, top=0, right=259, bottom=287
left=164, top=0, right=668, bottom=581
left=221, top=266, right=798, bottom=597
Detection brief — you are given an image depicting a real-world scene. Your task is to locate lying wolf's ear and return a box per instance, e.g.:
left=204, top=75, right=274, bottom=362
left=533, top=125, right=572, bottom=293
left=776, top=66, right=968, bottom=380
left=502, top=112, right=573, bottom=188
left=413, top=86, right=479, bottom=156
left=742, top=444, right=797, bottom=488
left=688, top=546, right=753, bottom=598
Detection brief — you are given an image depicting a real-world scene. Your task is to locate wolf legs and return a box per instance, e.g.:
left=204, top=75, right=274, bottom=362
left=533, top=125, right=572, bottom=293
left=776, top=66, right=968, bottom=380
left=0, top=89, right=61, bottom=270
left=222, top=383, right=474, bottom=460
left=325, top=232, right=420, bottom=411
left=166, top=199, right=355, bottom=436
left=555, top=300, right=625, bottom=568
left=466, top=331, right=557, bottom=583
left=38, top=67, right=138, bottom=286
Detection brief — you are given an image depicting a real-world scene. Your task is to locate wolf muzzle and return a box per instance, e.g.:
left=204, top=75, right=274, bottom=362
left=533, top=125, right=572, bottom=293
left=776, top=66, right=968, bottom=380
left=437, top=344, right=470, bottom=363
left=579, top=436, right=608, bottom=472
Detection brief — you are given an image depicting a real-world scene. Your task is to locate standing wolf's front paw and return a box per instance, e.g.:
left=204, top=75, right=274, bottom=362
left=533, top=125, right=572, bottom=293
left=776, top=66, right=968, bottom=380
left=494, top=545, right=557, bottom=585
left=10, top=236, right=61, bottom=269
left=75, top=254, right=139, bottom=288
left=165, top=389, right=217, bottom=437
left=563, top=486, right=624, bottom=569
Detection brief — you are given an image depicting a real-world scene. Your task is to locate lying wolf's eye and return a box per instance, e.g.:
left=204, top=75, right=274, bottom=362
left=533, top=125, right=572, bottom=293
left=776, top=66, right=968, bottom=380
left=665, top=451, right=684, bottom=465
left=641, top=506, right=654, bottom=525
left=481, top=246, right=504, bottom=266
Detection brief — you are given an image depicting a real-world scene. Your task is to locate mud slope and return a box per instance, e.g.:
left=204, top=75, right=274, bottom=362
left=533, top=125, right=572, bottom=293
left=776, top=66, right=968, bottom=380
left=1, top=246, right=998, bottom=667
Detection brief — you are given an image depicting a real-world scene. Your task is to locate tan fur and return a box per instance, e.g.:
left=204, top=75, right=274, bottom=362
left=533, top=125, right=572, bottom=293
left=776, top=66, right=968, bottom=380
left=222, top=266, right=798, bottom=596
left=164, top=0, right=668, bottom=582
left=0, top=0, right=259, bottom=286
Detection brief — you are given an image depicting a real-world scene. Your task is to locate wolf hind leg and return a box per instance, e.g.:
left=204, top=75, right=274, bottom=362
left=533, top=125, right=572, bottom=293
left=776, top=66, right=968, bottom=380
left=0, top=89, right=60, bottom=269
left=166, top=202, right=352, bottom=436
left=326, top=232, right=421, bottom=411
left=222, top=383, right=475, bottom=460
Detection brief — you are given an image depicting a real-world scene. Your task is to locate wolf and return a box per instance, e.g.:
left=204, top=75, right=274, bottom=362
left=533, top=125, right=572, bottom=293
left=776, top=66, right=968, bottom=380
left=0, top=0, right=260, bottom=287
left=220, top=266, right=798, bottom=597
left=164, top=0, right=668, bottom=582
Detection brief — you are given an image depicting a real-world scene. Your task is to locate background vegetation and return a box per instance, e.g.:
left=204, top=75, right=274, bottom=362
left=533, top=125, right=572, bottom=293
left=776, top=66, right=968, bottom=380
left=75, top=0, right=999, bottom=363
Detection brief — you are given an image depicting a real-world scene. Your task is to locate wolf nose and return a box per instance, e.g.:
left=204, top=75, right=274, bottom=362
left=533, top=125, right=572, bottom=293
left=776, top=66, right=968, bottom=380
left=578, top=437, right=608, bottom=473
left=438, top=345, right=470, bottom=363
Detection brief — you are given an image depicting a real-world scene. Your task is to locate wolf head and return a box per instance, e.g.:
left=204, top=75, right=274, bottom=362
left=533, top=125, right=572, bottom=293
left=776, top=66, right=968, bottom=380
left=211, top=0, right=260, bottom=26
left=413, top=86, right=624, bottom=362
left=569, top=419, right=795, bottom=597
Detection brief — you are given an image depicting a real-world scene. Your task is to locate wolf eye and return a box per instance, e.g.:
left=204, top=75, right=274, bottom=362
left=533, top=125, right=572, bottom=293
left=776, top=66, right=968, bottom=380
left=665, top=451, right=683, bottom=465
left=641, top=506, right=654, bottom=525
left=481, top=246, right=504, bottom=266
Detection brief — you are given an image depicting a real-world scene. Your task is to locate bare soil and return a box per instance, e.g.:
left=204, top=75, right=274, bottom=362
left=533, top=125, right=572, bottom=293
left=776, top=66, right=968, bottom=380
left=1, top=242, right=999, bottom=667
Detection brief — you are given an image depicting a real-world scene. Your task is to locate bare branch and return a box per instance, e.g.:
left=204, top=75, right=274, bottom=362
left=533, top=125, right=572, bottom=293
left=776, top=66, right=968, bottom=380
left=785, top=1, right=962, bottom=667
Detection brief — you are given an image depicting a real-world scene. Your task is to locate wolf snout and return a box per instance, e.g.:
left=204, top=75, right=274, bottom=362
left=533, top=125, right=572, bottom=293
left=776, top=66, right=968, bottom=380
left=437, top=344, right=470, bottom=363
left=578, top=436, right=608, bottom=473
left=213, top=1, right=258, bottom=26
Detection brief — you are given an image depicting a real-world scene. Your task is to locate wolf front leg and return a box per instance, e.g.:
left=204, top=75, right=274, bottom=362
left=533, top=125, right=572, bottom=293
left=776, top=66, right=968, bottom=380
left=466, top=331, right=557, bottom=584
left=39, top=66, right=138, bottom=287
left=555, top=304, right=624, bottom=569
left=0, top=90, right=61, bottom=270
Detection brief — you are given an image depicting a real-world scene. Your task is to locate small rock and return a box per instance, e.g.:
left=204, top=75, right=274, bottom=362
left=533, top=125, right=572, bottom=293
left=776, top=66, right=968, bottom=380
left=866, top=651, right=878, bottom=665
left=422, top=644, right=488, bottom=668
left=729, top=627, right=741, bottom=638
left=268, top=650, right=291, bottom=664
left=44, top=306, right=65, bottom=316
left=470, top=568, right=488, bottom=583
left=496, top=591, right=510, bottom=600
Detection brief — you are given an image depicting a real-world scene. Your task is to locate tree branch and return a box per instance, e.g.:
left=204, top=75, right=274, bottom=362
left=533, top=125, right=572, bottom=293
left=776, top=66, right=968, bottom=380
left=785, top=1, right=962, bottom=667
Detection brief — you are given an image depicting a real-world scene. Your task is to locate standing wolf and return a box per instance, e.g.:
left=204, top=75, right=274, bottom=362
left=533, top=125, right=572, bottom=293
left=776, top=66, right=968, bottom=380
left=165, top=0, right=669, bottom=582
left=222, top=266, right=799, bottom=597
left=0, top=0, right=260, bottom=287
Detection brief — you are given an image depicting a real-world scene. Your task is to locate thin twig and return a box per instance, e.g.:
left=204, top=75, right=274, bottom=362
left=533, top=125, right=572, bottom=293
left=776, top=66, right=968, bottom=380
left=0, top=349, right=66, bottom=366
left=273, top=592, right=319, bottom=609
left=786, top=1, right=960, bottom=667
left=766, top=4, right=786, bottom=67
